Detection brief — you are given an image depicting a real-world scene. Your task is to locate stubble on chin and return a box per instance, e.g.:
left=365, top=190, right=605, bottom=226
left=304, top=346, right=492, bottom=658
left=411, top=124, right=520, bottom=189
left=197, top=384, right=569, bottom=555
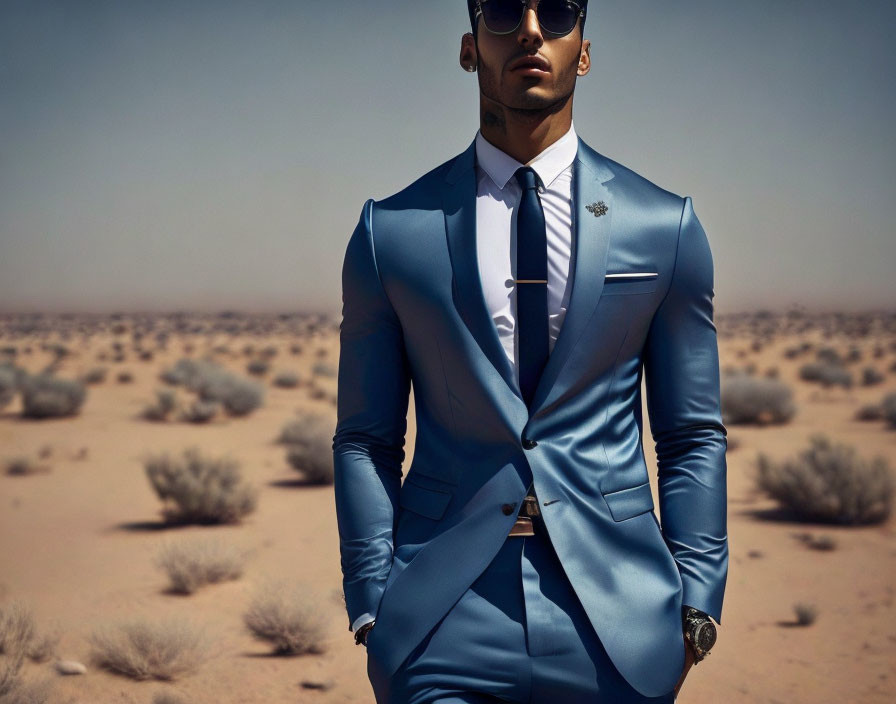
left=478, top=54, right=573, bottom=126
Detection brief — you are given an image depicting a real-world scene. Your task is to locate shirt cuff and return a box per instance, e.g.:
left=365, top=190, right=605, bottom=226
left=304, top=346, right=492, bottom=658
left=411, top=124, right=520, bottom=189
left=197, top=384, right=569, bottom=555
left=351, top=612, right=377, bottom=633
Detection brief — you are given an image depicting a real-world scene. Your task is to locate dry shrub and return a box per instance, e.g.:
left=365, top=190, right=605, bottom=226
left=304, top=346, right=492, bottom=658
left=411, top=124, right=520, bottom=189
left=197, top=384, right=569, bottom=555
left=88, top=616, right=210, bottom=681
left=0, top=600, right=59, bottom=703
left=142, top=388, right=178, bottom=422
left=286, top=433, right=334, bottom=485
left=155, top=536, right=249, bottom=594
left=0, top=365, right=21, bottom=410
left=176, top=399, right=220, bottom=424
left=81, top=367, right=107, bottom=385
left=20, top=633, right=56, bottom=664
left=243, top=580, right=328, bottom=655
left=311, top=361, right=336, bottom=378
left=793, top=602, right=818, bottom=626
left=19, top=374, right=86, bottom=419
left=756, top=434, right=893, bottom=525
left=308, top=377, right=338, bottom=405
left=277, top=411, right=334, bottom=446
left=883, top=392, right=896, bottom=428
left=280, top=412, right=335, bottom=484
left=794, top=532, right=837, bottom=551
left=159, top=358, right=264, bottom=417
left=197, top=371, right=264, bottom=417
left=721, top=371, right=796, bottom=425
left=272, top=370, right=300, bottom=388
left=798, top=362, right=852, bottom=389
left=0, top=601, right=34, bottom=663
left=861, top=366, right=885, bottom=386
left=854, top=404, right=883, bottom=422
left=159, top=358, right=217, bottom=388
left=3, top=457, right=45, bottom=477
left=246, top=358, right=269, bottom=377
left=0, top=600, right=57, bottom=663
left=144, top=447, right=258, bottom=525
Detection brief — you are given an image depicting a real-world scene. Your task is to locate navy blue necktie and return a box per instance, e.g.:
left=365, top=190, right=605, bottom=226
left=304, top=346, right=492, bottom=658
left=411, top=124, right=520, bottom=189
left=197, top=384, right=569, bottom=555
left=513, top=166, right=549, bottom=408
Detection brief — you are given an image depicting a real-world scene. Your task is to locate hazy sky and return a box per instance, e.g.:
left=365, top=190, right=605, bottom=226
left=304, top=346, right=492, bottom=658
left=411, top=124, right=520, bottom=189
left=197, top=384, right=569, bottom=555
left=1, top=0, right=893, bottom=315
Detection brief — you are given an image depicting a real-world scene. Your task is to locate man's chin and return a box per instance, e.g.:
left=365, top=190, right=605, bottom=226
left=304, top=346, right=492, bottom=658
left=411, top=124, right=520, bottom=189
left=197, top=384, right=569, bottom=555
left=507, top=95, right=564, bottom=113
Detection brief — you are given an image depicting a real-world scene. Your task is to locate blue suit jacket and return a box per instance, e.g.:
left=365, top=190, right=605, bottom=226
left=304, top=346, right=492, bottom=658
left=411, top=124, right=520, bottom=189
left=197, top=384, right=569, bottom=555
left=333, top=135, right=728, bottom=698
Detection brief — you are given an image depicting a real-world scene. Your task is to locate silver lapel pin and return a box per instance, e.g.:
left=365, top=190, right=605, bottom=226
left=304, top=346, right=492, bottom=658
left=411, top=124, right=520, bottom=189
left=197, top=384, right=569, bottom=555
left=586, top=201, right=608, bottom=217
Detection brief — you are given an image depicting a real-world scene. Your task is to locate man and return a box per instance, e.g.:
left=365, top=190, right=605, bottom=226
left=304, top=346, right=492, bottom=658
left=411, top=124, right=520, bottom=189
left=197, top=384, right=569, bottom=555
left=333, top=1, right=727, bottom=702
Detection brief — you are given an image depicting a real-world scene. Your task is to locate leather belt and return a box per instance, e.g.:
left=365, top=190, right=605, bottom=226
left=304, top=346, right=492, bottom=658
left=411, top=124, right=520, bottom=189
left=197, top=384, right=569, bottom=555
left=508, top=494, right=541, bottom=537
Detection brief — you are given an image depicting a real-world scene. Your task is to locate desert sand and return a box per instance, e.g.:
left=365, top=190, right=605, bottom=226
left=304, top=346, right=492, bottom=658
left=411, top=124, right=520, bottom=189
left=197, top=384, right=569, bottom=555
left=1, top=310, right=894, bottom=704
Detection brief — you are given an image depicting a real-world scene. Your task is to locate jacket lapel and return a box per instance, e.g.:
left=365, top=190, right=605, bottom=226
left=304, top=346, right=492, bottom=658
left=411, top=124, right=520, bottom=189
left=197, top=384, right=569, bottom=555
left=528, top=138, right=615, bottom=417
left=442, top=136, right=616, bottom=420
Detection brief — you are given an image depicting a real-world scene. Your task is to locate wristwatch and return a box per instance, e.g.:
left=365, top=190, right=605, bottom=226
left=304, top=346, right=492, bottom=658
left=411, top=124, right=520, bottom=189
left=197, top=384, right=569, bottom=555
left=682, top=606, right=716, bottom=664
left=354, top=619, right=376, bottom=646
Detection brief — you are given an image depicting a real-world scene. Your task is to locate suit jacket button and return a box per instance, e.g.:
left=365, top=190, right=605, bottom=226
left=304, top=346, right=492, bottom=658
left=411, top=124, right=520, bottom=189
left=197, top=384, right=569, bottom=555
left=502, top=503, right=516, bottom=515
left=522, top=438, right=537, bottom=449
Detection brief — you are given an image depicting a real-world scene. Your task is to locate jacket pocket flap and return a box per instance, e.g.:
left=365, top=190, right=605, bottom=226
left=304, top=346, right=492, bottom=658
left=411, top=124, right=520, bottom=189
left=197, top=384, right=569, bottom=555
left=602, top=481, right=655, bottom=521
left=400, top=478, right=452, bottom=520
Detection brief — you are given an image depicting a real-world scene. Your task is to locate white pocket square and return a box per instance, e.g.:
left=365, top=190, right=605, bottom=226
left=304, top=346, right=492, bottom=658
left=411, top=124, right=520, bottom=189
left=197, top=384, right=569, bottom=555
left=604, top=271, right=658, bottom=279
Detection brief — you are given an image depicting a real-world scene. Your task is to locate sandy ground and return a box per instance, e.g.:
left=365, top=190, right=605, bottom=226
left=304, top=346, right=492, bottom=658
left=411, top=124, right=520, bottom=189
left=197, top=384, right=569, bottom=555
left=1, top=315, right=894, bottom=704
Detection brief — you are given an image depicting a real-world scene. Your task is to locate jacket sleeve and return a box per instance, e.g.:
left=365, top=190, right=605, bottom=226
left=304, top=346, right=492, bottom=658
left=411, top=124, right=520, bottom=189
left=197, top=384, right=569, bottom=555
left=642, top=196, right=728, bottom=626
left=332, top=199, right=411, bottom=631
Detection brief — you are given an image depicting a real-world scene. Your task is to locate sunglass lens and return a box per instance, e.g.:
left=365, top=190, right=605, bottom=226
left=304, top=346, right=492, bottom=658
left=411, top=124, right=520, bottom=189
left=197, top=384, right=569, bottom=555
left=538, top=0, right=580, bottom=35
left=480, top=0, right=524, bottom=34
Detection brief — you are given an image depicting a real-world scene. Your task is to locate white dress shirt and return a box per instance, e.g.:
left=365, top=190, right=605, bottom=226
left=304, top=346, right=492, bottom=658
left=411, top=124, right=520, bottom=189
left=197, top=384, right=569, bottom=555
left=474, top=120, right=579, bottom=388
left=351, top=122, right=579, bottom=636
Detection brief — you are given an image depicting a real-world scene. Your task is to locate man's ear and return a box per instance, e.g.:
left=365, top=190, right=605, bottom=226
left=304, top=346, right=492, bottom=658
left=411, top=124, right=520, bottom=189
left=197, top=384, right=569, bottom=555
left=577, top=39, right=591, bottom=76
left=460, top=32, right=478, bottom=72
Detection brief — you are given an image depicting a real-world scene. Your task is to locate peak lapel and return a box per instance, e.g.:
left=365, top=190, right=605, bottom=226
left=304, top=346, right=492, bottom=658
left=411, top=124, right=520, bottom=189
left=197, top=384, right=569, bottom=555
left=527, top=138, right=616, bottom=417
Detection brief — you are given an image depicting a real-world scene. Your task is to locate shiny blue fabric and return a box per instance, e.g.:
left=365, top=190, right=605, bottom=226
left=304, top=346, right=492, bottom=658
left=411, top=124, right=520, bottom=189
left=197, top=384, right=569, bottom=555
left=333, top=136, right=728, bottom=699
left=367, top=519, right=674, bottom=703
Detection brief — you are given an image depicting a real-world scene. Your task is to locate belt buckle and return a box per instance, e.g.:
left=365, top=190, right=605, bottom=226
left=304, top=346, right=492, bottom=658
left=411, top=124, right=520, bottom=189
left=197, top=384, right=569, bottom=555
left=507, top=494, right=541, bottom=537
left=508, top=516, right=535, bottom=537
left=520, top=495, right=541, bottom=518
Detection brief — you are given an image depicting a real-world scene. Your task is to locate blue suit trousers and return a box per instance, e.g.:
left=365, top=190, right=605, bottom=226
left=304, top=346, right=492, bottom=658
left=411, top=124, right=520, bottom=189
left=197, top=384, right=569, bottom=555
left=366, top=515, right=677, bottom=704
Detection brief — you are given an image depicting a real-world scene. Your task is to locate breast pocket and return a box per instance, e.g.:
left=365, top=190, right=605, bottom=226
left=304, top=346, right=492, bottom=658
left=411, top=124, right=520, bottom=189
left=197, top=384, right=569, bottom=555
left=602, top=271, right=658, bottom=296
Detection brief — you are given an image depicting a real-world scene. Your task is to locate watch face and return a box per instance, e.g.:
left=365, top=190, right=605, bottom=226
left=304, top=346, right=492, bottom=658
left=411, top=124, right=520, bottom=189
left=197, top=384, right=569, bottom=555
left=695, top=622, right=717, bottom=652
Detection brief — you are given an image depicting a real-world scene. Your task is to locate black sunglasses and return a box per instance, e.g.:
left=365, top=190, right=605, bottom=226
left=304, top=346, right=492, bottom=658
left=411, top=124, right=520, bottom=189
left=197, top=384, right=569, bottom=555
left=475, top=0, right=585, bottom=38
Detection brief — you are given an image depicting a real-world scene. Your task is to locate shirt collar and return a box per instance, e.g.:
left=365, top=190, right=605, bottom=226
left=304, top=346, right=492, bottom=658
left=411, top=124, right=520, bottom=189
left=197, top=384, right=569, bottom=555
left=475, top=120, right=578, bottom=192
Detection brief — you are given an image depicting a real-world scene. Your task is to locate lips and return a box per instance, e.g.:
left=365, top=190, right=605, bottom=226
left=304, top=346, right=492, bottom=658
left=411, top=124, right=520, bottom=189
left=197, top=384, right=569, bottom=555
left=509, top=55, right=551, bottom=73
